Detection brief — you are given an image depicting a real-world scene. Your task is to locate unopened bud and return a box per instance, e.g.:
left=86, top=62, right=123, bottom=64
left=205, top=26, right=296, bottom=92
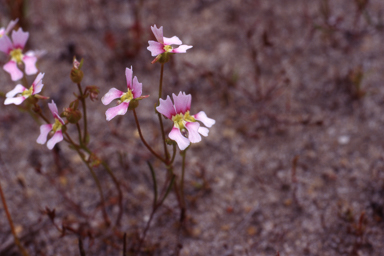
left=70, top=57, right=84, bottom=83
left=62, top=108, right=82, bottom=123
left=85, top=86, right=99, bottom=101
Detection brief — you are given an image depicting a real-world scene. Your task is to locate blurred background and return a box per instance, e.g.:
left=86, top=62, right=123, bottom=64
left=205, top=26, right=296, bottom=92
left=1, top=0, right=384, bottom=255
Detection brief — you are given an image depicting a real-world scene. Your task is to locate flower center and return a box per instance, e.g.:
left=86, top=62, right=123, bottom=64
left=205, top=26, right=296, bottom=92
left=163, top=45, right=173, bottom=53
left=120, top=90, right=133, bottom=103
left=172, top=111, right=196, bottom=130
left=52, top=118, right=63, bottom=132
left=10, top=48, right=23, bottom=63
left=21, top=86, right=33, bottom=97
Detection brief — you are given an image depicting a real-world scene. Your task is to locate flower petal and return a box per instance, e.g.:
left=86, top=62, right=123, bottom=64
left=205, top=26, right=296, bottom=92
left=4, top=19, right=18, bottom=35
left=198, top=127, right=209, bottom=137
left=4, top=96, right=26, bottom=105
left=125, top=66, right=133, bottom=90
left=36, top=124, right=53, bottom=144
left=172, top=92, right=191, bottom=114
left=0, top=35, right=13, bottom=53
left=48, top=100, right=59, bottom=116
left=185, top=122, right=201, bottom=143
left=11, top=28, right=28, bottom=49
left=5, top=84, right=26, bottom=97
left=156, top=95, right=176, bottom=119
left=132, top=76, right=142, bottom=99
left=151, top=25, right=164, bottom=44
left=101, top=88, right=124, bottom=105
left=169, top=127, right=190, bottom=151
left=194, top=111, right=215, bottom=128
left=172, top=44, right=193, bottom=53
left=23, top=55, right=38, bottom=75
left=147, top=40, right=164, bottom=57
left=105, top=102, right=129, bottom=121
left=32, top=72, right=45, bottom=94
left=3, top=60, right=23, bottom=81
left=47, top=131, right=63, bottom=150
left=163, top=36, right=182, bottom=45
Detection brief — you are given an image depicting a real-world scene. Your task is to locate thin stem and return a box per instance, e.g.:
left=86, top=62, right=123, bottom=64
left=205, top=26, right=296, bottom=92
left=33, top=103, right=51, bottom=124
left=64, top=133, right=110, bottom=226
left=180, top=150, right=187, bottom=209
left=170, top=144, right=176, bottom=165
left=77, top=83, right=88, bottom=144
left=157, top=63, right=170, bottom=161
left=0, top=169, right=30, bottom=256
left=76, top=123, right=83, bottom=144
left=133, top=109, right=167, bottom=164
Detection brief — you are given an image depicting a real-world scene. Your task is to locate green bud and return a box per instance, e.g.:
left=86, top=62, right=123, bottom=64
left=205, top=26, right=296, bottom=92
left=128, top=100, right=139, bottom=110
left=62, top=108, right=82, bottom=123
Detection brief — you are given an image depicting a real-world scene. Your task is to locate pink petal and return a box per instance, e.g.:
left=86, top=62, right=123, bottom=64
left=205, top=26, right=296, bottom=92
left=47, top=131, right=63, bottom=150
left=48, top=100, right=59, bottom=116
left=101, top=88, right=124, bottom=105
left=4, top=19, right=18, bottom=35
left=194, top=111, right=215, bottom=128
left=169, top=127, right=190, bottom=151
left=32, top=72, right=45, bottom=94
left=172, top=92, right=191, bottom=114
left=0, top=35, right=13, bottom=53
left=132, top=76, right=142, bottom=99
left=147, top=41, right=164, bottom=57
left=198, top=127, right=209, bottom=137
left=105, top=102, right=129, bottom=121
left=185, top=122, right=201, bottom=143
left=36, top=124, right=53, bottom=144
left=23, top=55, right=38, bottom=75
left=5, top=84, right=26, bottom=97
left=125, top=66, right=133, bottom=90
left=151, top=25, right=164, bottom=44
left=4, top=96, right=26, bottom=105
left=163, top=36, right=182, bottom=45
left=156, top=95, right=176, bottom=119
left=172, top=45, right=193, bottom=53
left=11, top=28, right=28, bottom=49
left=3, top=60, right=23, bottom=81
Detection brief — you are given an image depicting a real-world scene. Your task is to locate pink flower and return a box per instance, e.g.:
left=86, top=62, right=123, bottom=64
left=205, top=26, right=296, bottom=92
left=0, top=28, right=38, bottom=81
left=36, top=100, right=65, bottom=150
left=4, top=72, right=45, bottom=105
left=0, top=19, right=18, bottom=38
left=101, top=67, right=148, bottom=121
left=147, top=25, right=192, bottom=64
left=156, top=92, right=215, bottom=150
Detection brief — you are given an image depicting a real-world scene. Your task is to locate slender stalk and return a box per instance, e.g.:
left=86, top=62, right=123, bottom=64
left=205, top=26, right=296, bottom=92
left=76, top=123, right=83, bottom=144
left=157, top=63, right=170, bottom=161
left=133, top=109, right=167, bottom=164
left=179, top=150, right=187, bottom=222
left=77, top=83, right=88, bottom=145
left=0, top=173, right=30, bottom=256
left=64, top=133, right=110, bottom=226
left=170, top=144, right=176, bottom=165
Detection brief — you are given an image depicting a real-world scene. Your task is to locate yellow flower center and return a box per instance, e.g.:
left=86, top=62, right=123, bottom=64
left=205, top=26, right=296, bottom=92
left=120, top=90, right=133, bottom=103
left=163, top=45, right=173, bottom=53
left=171, top=111, right=196, bottom=130
left=10, top=48, right=23, bottom=63
left=52, top=118, right=63, bottom=132
left=21, top=86, right=33, bottom=97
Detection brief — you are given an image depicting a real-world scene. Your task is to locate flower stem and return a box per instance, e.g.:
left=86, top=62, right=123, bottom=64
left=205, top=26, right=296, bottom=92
left=0, top=168, right=30, bottom=256
left=133, top=109, right=167, bottom=164
left=64, top=132, right=111, bottom=226
left=77, top=83, right=88, bottom=145
left=157, top=63, right=170, bottom=161
left=179, top=149, right=187, bottom=222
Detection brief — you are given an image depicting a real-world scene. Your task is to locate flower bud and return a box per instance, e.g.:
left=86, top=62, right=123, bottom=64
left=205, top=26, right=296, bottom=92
left=70, top=57, right=84, bottom=83
left=62, top=107, right=82, bottom=123
left=85, top=86, right=99, bottom=101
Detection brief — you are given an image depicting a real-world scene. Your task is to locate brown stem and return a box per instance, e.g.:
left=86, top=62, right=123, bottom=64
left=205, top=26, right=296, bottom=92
left=157, top=63, right=170, bottom=161
left=133, top=109, right=167, bottom=164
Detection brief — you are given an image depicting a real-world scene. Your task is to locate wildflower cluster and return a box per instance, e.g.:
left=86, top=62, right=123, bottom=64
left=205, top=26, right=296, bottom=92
left=1, top=19, right=215, bottom=255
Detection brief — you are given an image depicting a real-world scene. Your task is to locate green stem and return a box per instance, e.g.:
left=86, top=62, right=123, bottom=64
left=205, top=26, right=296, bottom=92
left=170, top=144, right=176, bottom=165
left=133, top=109, right=167, bottom=164
left=157, top=63, right=170, bottom=161
left=64, top=133, right=110, bottom=226
left=76, top=123, right=83, bottom=144
left=77, top=83, right=88, bottom=145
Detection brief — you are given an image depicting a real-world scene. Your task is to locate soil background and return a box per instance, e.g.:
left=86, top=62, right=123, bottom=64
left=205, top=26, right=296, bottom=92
left=1, top=0, right=384, bottom=255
